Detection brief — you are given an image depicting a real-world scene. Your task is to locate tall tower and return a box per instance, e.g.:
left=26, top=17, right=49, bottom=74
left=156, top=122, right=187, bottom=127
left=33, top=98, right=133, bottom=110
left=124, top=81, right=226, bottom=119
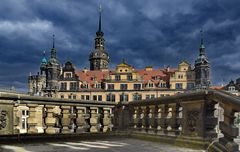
left=45, top=35, right=61, bottom=97
left=89, top=4, right=110, bottom=71
left=194, top=30, right=210, bottom=89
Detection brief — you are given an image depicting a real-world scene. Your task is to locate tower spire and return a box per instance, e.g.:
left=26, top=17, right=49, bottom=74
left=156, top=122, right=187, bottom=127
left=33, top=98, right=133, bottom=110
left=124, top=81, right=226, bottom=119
left=52, top=34, right=55, bottom=48
left=199, top=29, right=205, bottom=56
left=98, top=4, right=102, bottom=33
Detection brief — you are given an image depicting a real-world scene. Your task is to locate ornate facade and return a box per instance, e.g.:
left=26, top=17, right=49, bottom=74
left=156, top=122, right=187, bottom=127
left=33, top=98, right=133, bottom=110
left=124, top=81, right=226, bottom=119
left=28, top=7, right=211, bottom=102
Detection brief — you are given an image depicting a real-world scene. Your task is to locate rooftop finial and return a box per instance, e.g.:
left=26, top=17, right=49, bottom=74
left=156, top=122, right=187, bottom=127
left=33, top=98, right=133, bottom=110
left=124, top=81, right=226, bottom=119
left=52, top=34, right=55, bottom=48
left=122, top=58, right=125, bottom=63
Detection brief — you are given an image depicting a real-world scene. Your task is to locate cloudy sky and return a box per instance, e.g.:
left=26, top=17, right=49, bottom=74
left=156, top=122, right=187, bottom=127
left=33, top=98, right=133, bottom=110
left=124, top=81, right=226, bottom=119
left=0, top=0, right=239, bottom=91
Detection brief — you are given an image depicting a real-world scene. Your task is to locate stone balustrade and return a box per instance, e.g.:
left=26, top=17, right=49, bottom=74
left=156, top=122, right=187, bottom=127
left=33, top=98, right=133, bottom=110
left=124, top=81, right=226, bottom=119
left=0, top=90, right=240, bottom=152
left=0, top=92, right=115, bottom=135
left=115, top=90, right=240, bottom=152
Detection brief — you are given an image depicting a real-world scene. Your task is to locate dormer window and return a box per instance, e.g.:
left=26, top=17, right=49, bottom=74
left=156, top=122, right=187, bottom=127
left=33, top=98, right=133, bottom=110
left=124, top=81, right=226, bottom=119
left=159, top=82, right=166, bottom=88
left=64, top=72, right=72, bottom=78
left=82, top=82, right=89, bottom=89
left=228, top=86, right=235, bottom=91
left=147, top=82, right=154, bottom=88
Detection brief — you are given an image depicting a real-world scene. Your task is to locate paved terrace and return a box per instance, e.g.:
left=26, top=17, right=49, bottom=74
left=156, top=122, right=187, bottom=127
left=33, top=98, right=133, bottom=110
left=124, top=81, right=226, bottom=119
left=0, top=138, right=204, bottom=152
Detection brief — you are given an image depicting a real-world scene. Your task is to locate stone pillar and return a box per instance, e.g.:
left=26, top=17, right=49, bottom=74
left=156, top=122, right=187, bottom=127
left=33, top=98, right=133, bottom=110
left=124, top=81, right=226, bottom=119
left=61, top=106, right=71, bottom=134
left=103, top=108, right=113, bottom=132
left=76, top=107, right=90, bottom=133
left=13, top=105, right=20, bottom=134
left=27, top=104, right=39, bottom=134
left=204, top=100, right=217, bottom=139
left=35, top=105, right=44, bottom=133
left=45, top=105, right=58, bottom=134
left=157, top=105, right=166, bottom=135
left=181, top=101, right=204, bottom=137
left=148, top=105, right=156, bottom=134
left=90, top=107, right=100, bottom=133
left=218, top=105, right=239, bottom=152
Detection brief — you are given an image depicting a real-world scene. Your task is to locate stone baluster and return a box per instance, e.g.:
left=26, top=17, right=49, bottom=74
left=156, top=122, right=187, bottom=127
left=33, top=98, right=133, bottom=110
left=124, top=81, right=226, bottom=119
left=76, top=107, right=90, bottom=133
left=140, top=106, right=147, bottom=133
left=61, top=106, right=71, bottom=134
left=45, top=105, right=58, bottom=134
left=148, top=105, right=156, bottom=134
left=27, top=104, right=39, bottom=134
left=90, top=107, right=100, bottom=133
left=103, top=108, right=113, bottom=132
left=132, top=106, right=139, bottom=130
left=218, top=106, right=239, bottom=152
left=157, top=104, right=166, bottom=135
left=168, top=103, right=180, bottom=136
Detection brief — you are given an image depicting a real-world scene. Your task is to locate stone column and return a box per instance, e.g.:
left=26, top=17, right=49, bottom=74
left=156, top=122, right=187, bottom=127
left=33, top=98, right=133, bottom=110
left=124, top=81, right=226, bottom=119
left=90, top=107, right=100, bottom=133
left=27, top=104, right=39, bottom=134
left=76, top=107, right=90, bottom=133
left=103, top=108, right=113, bottom=132
left=218, top=105, right=239, bottom=152
left=45, top=105, right=58, bottom=134
left=61, top=106, right=71, bottom=134
left=35, top=105, right=44, bottom=133
left=148, top=105, right=156, bottom=134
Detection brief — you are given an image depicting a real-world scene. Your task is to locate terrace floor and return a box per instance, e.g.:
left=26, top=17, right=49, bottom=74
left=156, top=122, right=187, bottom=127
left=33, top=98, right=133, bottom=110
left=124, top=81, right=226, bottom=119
left=0, top=137, right=205, bottom=152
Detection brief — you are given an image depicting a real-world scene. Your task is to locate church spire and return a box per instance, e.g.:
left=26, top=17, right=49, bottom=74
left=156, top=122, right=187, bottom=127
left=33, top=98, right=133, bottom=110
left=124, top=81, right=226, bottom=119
left=199, top=30, right=205, bottom=56
left=52, top=34, right=55, bottom=48
left=96, top=4, right=104, bottom=36
left=51, top=34, right=57, bottom=59
left=98, top=4, right=102, bottom=33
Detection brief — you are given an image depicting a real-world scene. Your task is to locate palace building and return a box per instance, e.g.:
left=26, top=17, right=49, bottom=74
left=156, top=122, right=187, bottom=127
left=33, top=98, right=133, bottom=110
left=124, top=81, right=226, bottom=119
left=28, top=6, right=211, bottom=102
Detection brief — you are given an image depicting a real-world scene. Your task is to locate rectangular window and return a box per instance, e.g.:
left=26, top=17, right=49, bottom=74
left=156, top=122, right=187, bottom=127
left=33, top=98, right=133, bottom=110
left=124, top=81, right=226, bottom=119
left=120, top=84, right=128, bottom=90
left=187, top=83, right=194, bottom=90
left=127, top=74, right=133, bottom=80
left=146, top=95, right=150, bottom=99
left=133, top=94, right=142, bottom=101
left=175, top=83, right=183, bottom=89
left=120, top=94, right=128, bottom=102
left=70, top=82, right=78, bottom=91
left=60, top=82, right=67, bottom=90
left=98, top=95, right=102, bottom=101
left=107, top=84, right=115, bottom=90
left=86, top=95, right=90, bottom=100
left=81, top=95, right=85, bottom=100
left=151, top=94, right=155, bottom=99
left=93, top=95, right=97, bottom=101
left=134, top=84, right=141, bottom=90
left=73, top=95, right=76, bottom=99
left=115, top=75, right=121, bottom=81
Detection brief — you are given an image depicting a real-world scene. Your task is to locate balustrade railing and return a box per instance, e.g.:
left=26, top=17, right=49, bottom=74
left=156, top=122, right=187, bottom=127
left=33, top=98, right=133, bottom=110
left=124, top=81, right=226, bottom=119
left=0, top=93, right=115, bottom=136
left=115, top=90, right=240, bottom=152
left=0, top=90, right=240, bottom=152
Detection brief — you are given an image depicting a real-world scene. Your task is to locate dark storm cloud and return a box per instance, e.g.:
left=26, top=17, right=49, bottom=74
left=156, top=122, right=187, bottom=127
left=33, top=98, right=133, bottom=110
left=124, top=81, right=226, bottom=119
left=0, top=0, right=239, bottom=91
